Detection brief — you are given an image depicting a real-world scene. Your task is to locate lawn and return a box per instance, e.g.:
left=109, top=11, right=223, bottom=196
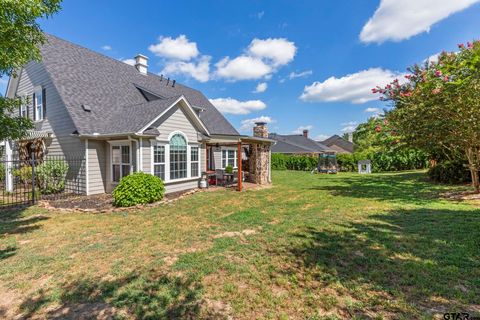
left=0, top=171, right=479, bottom=319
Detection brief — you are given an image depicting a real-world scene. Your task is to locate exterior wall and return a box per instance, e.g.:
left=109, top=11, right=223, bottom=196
left=14, top=62, right=87, bottom=193
left=140, top=105, right=204, bottom=194
left=15, top=62, right=84, bottom=157
left=152, top=105, right=199, bottom=142
left=87, top=140, right=107, bottom=194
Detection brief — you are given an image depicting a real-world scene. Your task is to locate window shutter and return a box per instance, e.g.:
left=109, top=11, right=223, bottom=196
left=42, top=88, right=46, bottom=118
left=32, top=93, right=36, bottom=121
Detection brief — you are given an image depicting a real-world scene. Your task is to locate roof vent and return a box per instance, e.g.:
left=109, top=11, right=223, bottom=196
left=82, top=104, right=92, bottom=112
left=135, top=54, right=148, bottom=75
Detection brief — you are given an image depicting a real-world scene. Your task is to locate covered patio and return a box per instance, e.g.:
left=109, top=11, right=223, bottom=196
left=202, top=122, right=275, bottom=191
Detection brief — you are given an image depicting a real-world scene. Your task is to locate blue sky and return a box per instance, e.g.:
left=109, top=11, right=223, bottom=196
left=2, top=0, right=480, bottom=139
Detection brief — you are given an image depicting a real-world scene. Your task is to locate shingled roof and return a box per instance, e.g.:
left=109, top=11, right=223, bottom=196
left=269, top=133, right=334, bottom=154
left=38, top=34, right=239, bottom=136
left=321, top=135, right=354, bottom=153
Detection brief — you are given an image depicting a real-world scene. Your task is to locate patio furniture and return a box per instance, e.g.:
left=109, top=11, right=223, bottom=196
left=223, top=172, right=234, bottom=186
left=215, top=169, right=225, bottom=186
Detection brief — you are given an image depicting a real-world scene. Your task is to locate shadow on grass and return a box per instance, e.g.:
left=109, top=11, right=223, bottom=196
left=309, top=171, right=460, bottom=204
left=19, top=271, right=204, bottom=319
left=287, top=207, right=480, bottom=316
left=0, top=207, right=48, bottom=237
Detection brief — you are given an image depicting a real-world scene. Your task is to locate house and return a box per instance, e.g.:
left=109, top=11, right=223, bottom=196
left=269, top=130, right=335, bottom=155
left=4, top=34, right=274, bottom=195
left=320, top=134, right=354, bottom=154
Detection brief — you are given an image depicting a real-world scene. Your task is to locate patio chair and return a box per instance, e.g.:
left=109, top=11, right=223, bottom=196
left=215, top=169, right=225, bottom=186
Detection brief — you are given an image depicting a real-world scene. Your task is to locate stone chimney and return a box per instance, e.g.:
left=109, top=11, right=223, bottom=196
left=135, top=54, right=148, bottom=75
left=303, top=129, right=309, bottom=138
left=253, top=122, right=268, bottom=138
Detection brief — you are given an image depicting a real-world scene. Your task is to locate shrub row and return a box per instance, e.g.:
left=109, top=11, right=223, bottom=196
left=337, top=149, right=429, bottom=173
left=271, top=153, right=318, bottom=171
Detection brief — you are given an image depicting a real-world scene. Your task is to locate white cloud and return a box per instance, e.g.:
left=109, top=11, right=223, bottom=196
left=360, top=0, right=480, bottom=43
left=209, top=97, right=267, bottom=115
left=148, top=35, right=199, bottom=61
left=253, top=82, right=268, bottom=93
left=215, top=56, right=272, bottom=81
left=341, top=121, right=358, bottom=133
left=300, top=68, right=405, bottom=104
left=289, top=70, right=313, bottom=80
left=292, top=125, right=313, bottom=134
left=162, top=56, right=211, bottom=82
left=215, top=38, right=296, bottom=81
left=239, top=116, right=275, bottom=132
left=247, top=38, right=297, bottom=66
left=252, top=11, right=265, bottom=19
left=121, top=58, right=136, bottom=66
left=315, top=134, right=330, bottom=141
left=365, top=107, right=380, bottom=113
left=425, top=52, right=441, bottom=64
left=101, top=45, right=112, bottom=51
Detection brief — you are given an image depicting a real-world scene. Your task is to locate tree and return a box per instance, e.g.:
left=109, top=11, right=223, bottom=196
left=376, top=41, right=480, bottom=192
left=0, top=0, right=62, bottom=140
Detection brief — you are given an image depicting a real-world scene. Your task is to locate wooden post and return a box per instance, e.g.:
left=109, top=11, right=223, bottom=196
left=237, top=141, right=242, bottom=191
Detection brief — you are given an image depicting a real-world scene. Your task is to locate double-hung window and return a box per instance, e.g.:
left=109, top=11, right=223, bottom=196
left=153, top=144, right=165, bottom=180
left=169, top=134, right=187, bottom=180
left=34, top=88, right=44, bottom=121
left=190, top=146, right=199, bottom=177
left=112, top=145, right=131, bottom=182
left=221, top=149, right=236, bottom=168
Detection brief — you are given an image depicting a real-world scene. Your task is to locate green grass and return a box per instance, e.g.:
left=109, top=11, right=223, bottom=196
left=0, top=171, right=479, bottom=319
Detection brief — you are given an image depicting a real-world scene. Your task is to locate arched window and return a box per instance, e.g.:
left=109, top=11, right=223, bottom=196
left=169, top=133, right=187, bottom=180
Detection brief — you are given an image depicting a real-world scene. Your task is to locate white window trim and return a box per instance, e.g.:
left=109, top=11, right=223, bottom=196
left=151, top=141, right=167, bottom=181
left=34, top=86, right=44, bottom=122
left=221, top=147, right=237, bottom=169
left=20, top=104, right=27, bottom=118
left=190, top=145, right=200, bottom=178
left=150, top=132, right=201, bottom=183
left=108, top=140, right=132, bottom=183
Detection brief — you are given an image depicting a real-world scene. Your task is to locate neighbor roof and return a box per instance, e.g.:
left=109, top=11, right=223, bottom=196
left=36, top=34, right=239, bottom=136
left=269, top=133, right=334, bottom=154
left=321, top=135, right=354, bottom=153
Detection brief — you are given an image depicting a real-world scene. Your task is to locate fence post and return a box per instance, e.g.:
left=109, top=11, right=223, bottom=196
left=5, top=140, right=13, bottom=193
left=31, top=151, right=36, bottom=204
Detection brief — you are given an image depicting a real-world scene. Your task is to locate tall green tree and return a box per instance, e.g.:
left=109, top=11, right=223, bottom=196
left=0, top=0, right=62, bottom=140
left=377, top=41, right=480, bottom=192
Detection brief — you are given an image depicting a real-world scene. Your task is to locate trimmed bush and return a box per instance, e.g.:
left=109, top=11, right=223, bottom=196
left=36, top=160, right=69, bottom=194
left=113, top=172, right=165, bottom=207
left=271, top=154, right=318, bottom=171
left=225, top=165, right=233, bottom=174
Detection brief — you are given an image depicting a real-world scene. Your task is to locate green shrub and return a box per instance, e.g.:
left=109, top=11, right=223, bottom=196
left=13, top=166, right=32, bottom=186
left=225, top=165, right=233, bottom=174
left=36, top=160, right=69, bottom=194
left=271, top=154, right=318, bottom=171
left=336, top=153, right=356, bottom=172
left=427, top=160, right=471, bottom=184
left=113, top=172, right=165, bottom=207
left=0, top=163, right=5, bottom=182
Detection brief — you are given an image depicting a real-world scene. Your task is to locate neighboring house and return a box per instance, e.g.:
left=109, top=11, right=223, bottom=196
left=4, top=34, right=273, bottom=195
left=320, top=135, right=354, bottom=154
left=269, top=130, right=335, bottom=155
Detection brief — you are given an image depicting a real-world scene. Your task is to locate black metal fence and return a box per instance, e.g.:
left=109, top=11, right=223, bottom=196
left=0, top=154, right=85, bottom=208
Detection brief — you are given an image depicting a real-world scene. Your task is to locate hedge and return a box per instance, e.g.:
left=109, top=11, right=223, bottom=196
left=271, top=154, right=318, bottom=171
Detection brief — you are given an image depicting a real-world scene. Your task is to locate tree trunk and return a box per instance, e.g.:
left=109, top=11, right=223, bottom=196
left=465, top=147, right=480, bottom=193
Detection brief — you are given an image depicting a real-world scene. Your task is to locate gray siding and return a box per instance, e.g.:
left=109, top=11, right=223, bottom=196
left=87, top=140, right=106, bottom=194
left=141, top=138, right=152, bottom=173
left=154, top=105, right=199, bottom=142
left=165, top=180, right=199, bottom=193
left=16, top=62, right=84, bottom=158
